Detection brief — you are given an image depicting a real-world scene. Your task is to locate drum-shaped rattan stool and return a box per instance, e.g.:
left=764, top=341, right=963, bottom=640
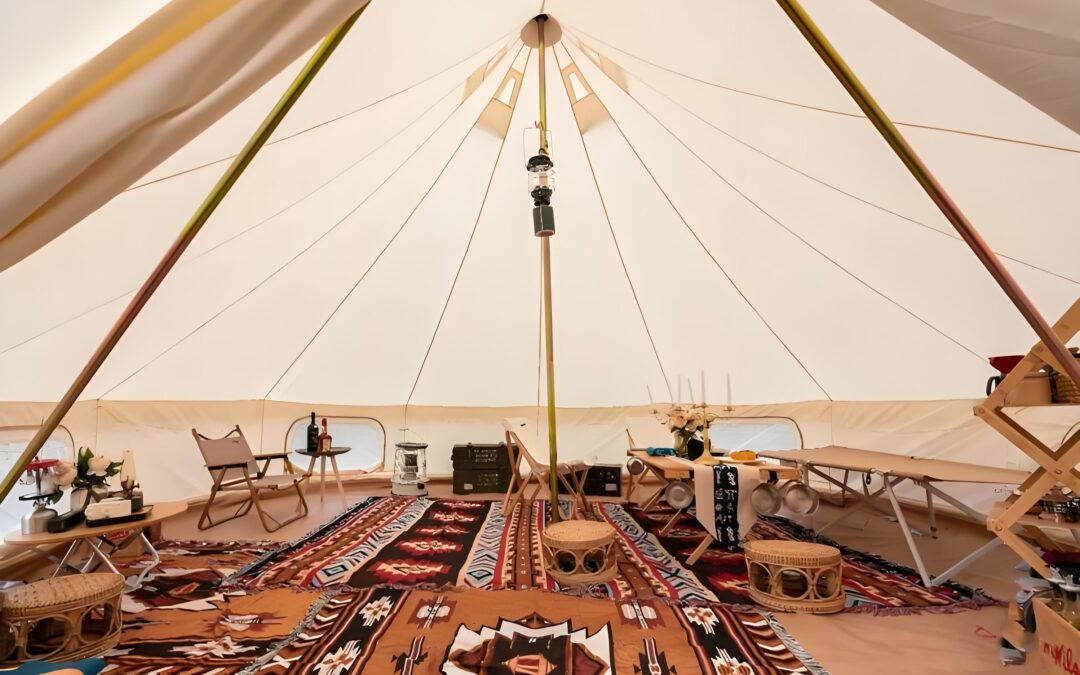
left=541, top=520, right=618, bottom=585
left=744, top=540, right=845, bottom=614
left=0, top=573, right=124, bottom=665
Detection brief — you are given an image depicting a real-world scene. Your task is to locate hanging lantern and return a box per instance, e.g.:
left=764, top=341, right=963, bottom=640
left=392, top=442, right=428, bottom=496
left=524, top=129, right=555, bottom=237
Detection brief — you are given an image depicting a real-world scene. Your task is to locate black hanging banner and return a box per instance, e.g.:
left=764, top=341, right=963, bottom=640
left=712, top=465, right=741, bottom=550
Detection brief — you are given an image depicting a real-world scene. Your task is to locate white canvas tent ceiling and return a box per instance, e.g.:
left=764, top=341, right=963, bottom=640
left=0, top=0, right=1077, bottom=409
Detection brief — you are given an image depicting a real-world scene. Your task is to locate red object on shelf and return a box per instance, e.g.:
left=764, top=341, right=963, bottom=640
left=989, top=355, right=1025, bottom=375
left=26, top=458, right=60, bottom=471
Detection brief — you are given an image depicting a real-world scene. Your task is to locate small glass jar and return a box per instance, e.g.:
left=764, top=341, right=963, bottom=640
left=1060, top=583, right=1080, bottom=628
left=1047, top=575, right=1067, bottom=613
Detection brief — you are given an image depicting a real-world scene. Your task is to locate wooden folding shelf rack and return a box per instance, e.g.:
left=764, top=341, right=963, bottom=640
left=980, top=297, right=1080, bottom=580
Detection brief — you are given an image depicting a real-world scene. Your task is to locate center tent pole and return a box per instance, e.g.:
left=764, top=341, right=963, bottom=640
left=531, top=14, right=561, bottom=522
left=0, top=5, right=370, bottom=505
left=774, top=0, right=1080, bottom=389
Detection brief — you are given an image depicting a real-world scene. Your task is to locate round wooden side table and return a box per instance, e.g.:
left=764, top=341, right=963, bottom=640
left=295, top=446, right=351, bottom=507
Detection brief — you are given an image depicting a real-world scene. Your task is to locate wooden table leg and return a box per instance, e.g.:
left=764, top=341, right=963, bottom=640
left=319, top=455, right=327, bottom=502
left=659, top=508, right=685, bottom=537
left=330, top=454, right=347, bottom=508
left=686, top=535, right=714, bottom=565
left=300, top=456, right=317, bottom=502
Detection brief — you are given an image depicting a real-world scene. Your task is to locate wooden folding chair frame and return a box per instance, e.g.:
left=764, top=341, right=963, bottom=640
left=192, top=426, right=309, bottom=533
left=502, top=430, right=590, bottom=518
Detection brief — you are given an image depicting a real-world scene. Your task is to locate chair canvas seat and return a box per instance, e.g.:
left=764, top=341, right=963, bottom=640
left=218, top=475, right=302, bottom=491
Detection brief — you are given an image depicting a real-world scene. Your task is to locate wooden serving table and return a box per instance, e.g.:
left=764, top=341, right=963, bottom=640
left=626, top=449, right=799, bottom=508
left=626, top=449, right=800, bottom=564
left=5, top=500, right=188, bottom=588
left=759, top=446, right=1028, bottom=586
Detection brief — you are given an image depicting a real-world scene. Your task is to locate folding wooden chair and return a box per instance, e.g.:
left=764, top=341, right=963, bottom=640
left=501, top=419, right=590, bottom=518
left=192, top=425, right=308, bottom=532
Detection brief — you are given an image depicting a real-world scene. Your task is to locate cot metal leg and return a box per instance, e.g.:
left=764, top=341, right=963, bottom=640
left=84, top=539, right=122, bottom=575
left=884, top=477, right=931, bottom=586
left=925, top=486, right=937, bottom=538
left=53, top=541, right=83, bottom=576
left=814, top=467, right=893, bottom=532
left=929, top=538, right=1003, bottom=586
left=921, top=482, right=986, bottom=523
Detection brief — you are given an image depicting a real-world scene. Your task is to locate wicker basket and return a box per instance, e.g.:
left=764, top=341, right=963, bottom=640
left=541, top=520, right=618, bottom=585
left=1050, top=360, right=1080, bottom=404
left=744, top=540, right=845, bottom=614
left=0, top=573, right=124, bottom=665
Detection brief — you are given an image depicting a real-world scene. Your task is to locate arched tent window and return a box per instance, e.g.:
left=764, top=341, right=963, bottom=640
left=0, top=425, right=75, bottom=533
left=709, top=417, right=803, bottom=453
left=285, top=417, right=385, bottom=473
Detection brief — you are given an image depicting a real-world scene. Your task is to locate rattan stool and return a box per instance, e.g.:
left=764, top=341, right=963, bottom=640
left=0, top=573, right=124, bottom=665
left=541, top=520, right=618, bottom=585
left=744, top=540, right=845, bottom=614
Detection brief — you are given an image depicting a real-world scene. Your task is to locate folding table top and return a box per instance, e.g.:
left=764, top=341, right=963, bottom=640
left=759, top=446, right=1028, bottom=484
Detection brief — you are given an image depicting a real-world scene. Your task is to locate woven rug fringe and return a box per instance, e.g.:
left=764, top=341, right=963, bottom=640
left=842, top=594, right=1001, bottom=617
left=761, top=612, right=831, bottom=675
left=235, top=587, right=344, bottom=675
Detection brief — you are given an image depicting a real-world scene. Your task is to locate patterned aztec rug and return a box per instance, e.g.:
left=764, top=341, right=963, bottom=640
left=106, top=582, right=826, bottom=674
left=227, top=496, right=996, bottom=613
left=106, top=541, right=322, bottom=673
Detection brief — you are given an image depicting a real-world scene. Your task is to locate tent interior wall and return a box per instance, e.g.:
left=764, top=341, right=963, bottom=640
left=4, top=1, right=1080, bottom=672
left=2, top=398, right=1077, bottom=530
left=0, top=0, right=1078, bottom=545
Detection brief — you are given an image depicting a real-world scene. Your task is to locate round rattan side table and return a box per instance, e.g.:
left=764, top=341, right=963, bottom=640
left=0, top=572, right=124, bottom=665
left=541, top=520, right=618, bottom=585
left=744, top=540, right=845, bottom=614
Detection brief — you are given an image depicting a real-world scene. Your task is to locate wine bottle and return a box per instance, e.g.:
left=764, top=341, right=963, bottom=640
left=307, top=413, right=319, bottom=453
left=319, top=418, right=332, bottom=453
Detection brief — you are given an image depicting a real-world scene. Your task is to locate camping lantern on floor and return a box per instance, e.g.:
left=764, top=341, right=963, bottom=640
left=392, top=442, right=428, bottom=496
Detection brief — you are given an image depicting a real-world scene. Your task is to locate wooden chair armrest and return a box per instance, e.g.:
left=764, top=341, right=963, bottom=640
left=253, top=452, right=291, bottom=460
left=207, top=461, right=250, bottom=470
left=253, top=452, right=298, bottom=478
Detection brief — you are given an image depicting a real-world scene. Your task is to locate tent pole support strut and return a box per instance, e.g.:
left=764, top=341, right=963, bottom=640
left=775, top=0, right=1080, bottom=388
left=0, top=5, right=369, bottom=505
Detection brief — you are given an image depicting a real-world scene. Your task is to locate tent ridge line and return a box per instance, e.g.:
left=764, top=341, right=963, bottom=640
left=121, top=28, right=523, bottom=194
left=562, top=24, right=1080, bottom=155
left=560, top=39, right=987, bottom=367
left=554, top=45, right=832, bottom=402
left=560, top=28, right=1080, bottom=288
left=98, top=42, right=525, bottom=400
left=550, top=53, right=674, bottom=403
left=402, top=48, right=531, bottom=416
left=262, top=43, right=527, bottom=401
left=0, top=70, right=489, bottom=362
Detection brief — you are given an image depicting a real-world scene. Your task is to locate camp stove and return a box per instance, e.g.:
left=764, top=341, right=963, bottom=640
left=392, top=442, right=428, bottom=496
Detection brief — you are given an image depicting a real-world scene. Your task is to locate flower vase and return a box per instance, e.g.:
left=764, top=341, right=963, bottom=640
left=90, top=484, right=110, bottom=503
left=68, top=488, right=91, bottom=513
left=672, top=431, right=689, bottom=458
